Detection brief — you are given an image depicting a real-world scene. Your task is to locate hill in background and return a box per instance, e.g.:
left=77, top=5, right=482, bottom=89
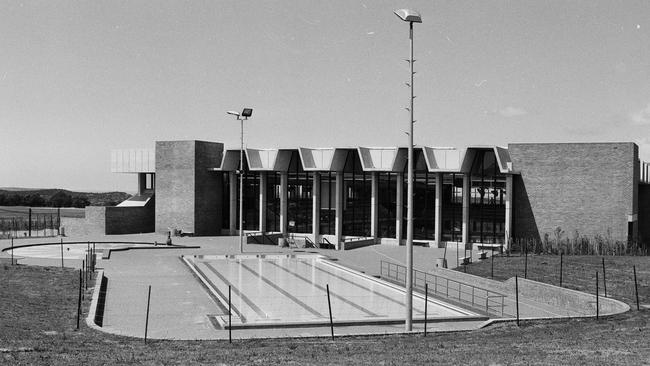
left=0, top=188, right=131, bottom=207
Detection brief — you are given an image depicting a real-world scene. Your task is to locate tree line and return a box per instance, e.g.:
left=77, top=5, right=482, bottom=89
left=0, top=192, right=90, bottom=208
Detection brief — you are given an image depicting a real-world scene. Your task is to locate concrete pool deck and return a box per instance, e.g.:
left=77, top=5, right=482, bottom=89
left=0, top=233, right=630, bottom=339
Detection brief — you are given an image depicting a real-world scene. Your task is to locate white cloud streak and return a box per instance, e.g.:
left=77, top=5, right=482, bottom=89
left=630, top=103, right=650, bottom=125
left=498, top=106, right=527, bottom=118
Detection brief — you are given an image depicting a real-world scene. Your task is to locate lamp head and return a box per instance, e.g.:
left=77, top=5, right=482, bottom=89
left=227, top=110, right=240, bottom=117
left=394, top=9, right=422, bottom=23
left=241, top=108, right=253, bottom=117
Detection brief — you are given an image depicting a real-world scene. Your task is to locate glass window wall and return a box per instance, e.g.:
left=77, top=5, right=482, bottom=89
left=402, top=150, right=436, bottom=240
left=469, top=150, right=506, bottom=244
left=441, top=173, right=463, bottom=242
left=287, top=151, right=312, bottom=233
left=265, top=172, right=281, bottom=232
left=231, top=154, right=259, bottom=230
left=343, top=151, right=371, bottom=236
left=378, top=172, right=397, bottom=238
left=319, top=172, right=336, bottom=235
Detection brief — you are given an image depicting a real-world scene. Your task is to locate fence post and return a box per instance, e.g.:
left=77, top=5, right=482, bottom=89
left=634, top=265, right=640, bottom=311
left=560, top=252, right=564, bottom=287
left=524, top=244, right=528, bottom=279
left=228, top=285, right=232, bottom=343
left=77, top=269, right=82, bottom=330
left=60, top=238, right=64, bottom=268
left=28, top=208, right=32, bottom=237
left=144, top=285, right=151, bottom=344
left=82, top=260, right=86, bottom=293
left=491, top=252, right=494, bottom=279
left=424, top=283, right=428, bottom=337
left=10, top=238, right=13, bottom=265
left=595, top=271, right=599, bottom=320
left=327, top=284, right=334, bottom=340
left=515, top=275, right=520, bottom=326
left=434, top=275, right=438, bottom=294
left=601, top=257, right=607, bottom=298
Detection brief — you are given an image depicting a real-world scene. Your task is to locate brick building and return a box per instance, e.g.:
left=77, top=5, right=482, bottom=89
left=105, top=140, right=650, bottom=249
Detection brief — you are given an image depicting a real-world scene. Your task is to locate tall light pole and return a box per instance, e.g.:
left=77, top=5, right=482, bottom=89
left=394, top=8, right=421, bottom=332
left=227, top=108, right=253, bottom=253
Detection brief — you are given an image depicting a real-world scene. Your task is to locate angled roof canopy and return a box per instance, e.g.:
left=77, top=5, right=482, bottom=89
left=206, top=145, right=515, bottom=174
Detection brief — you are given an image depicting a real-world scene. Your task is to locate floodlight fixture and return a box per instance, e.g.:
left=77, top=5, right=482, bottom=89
left=394, top=9, right=422, bottom=23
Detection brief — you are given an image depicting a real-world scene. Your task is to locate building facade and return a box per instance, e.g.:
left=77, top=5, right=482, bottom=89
left=109, top=140, right=648, bottom=249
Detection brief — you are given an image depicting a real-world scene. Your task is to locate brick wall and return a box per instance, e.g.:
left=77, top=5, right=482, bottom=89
left=194, top=141, right=223, bottom=235
left=61, top=202, right=155, bottom=236
left=105, top=199, right=155, bottom=234
left=155, top=140, right=223, bottom=235
left=509, top=143, right=637, bottom=242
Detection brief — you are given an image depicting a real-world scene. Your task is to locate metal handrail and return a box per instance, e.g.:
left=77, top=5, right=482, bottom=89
left=380, top=260, right=509, bottom=317
left=319, top=237, right=335, bottom=249
left=303, top=236, right=316, bottom=248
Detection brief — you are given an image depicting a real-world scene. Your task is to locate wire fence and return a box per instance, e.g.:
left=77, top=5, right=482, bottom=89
left=0, top=213, right=60, bottom=238
left=458, top=253, right=648, bottom=308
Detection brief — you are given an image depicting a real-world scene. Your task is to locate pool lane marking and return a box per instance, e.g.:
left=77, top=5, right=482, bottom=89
left=267, top=261, right=381, bottom=318
left=298, top=260, right=426, bottom=315
left=238, top=262, right=325, bottom=318
left=194, top=262, right=246, bottom=323
left=203, top=263, right=267, bottom=321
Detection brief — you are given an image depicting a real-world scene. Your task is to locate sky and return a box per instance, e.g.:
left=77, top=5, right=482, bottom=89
left=1, top=1, right=649, bottom=192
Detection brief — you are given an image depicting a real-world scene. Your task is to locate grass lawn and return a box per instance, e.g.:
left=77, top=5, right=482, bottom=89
left=1, top=255, right=649, bottom=365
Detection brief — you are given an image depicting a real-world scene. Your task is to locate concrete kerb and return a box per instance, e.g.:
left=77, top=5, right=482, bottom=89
left=102, top=244, right=201, bottom=259
left=86, top=270, right=104, bottom=332
left=478, top=306, right=633, bottom=330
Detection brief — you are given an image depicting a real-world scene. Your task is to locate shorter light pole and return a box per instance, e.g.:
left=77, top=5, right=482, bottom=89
left=227, top=108, right=253, bottom=253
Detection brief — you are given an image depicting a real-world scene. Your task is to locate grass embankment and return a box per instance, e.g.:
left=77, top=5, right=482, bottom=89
left=1, top=257, right=649, bottom=365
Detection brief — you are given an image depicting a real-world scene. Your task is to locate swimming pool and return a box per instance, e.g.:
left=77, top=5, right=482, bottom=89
left=183, top=253, right=478, bottom=329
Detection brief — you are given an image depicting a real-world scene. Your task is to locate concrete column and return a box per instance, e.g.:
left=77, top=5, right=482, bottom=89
left=435, top=173, right=443, bottom=247
left=229, top=171, right=237, bottom=235
left=462, top=174, right=470, bottom=248
left=505, top=174, right=513, bottom=249
left=259, top=172, right=267, bottom=233
left=312, top=172, right=321, bottom=242
left=280, top=172, right=288, bottom=235
left=396, top=172, right=403, bottom=244
left=370, top=172, right=379, bottom=239
left=335, top=172, right=343, bottom=249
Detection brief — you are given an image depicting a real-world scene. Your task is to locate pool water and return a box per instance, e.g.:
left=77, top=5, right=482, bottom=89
left=184, top=254, right=477, bottom=328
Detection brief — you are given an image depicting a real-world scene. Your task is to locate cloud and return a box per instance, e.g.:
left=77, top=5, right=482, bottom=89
left=630, top=103, right=650, bottom=125
left=498, top=106, right=527, bottom=118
